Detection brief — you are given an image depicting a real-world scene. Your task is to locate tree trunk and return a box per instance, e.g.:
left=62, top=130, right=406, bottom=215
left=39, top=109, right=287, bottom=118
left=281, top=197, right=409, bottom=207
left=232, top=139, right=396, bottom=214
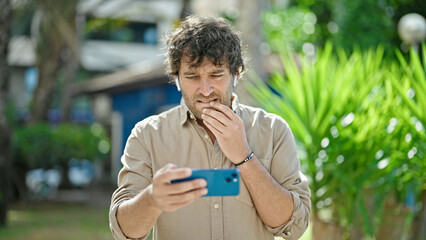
left=61, top=11, right=81, bottom=123
left=413, top=190, right=426, bottom=240
left=180, top=0, right=191, bottom=19
left=0, top=0, right=12, bottom=227
left=312, top=214, right=345, bottom=240
left=376, top=193, right=411, bottom=239
left=29, top=6, right=63, bottom=123
left=30, top=0, right=79, bottom=124
left=236, top=0, right=267, bottom=106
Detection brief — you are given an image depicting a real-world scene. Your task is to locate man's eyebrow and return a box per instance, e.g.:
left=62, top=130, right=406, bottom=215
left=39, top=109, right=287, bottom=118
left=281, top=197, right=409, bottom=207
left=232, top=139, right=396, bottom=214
left=209, top=69, right=225, bottom=74
left=183, top=72, right=196, bottom=75
left=183, top=69, right=225, bottom=75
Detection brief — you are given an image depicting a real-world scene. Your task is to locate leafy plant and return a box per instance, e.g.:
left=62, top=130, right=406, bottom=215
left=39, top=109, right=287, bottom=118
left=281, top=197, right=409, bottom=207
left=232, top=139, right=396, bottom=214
left=12, top=123, right=110, bottom=170
left=387, top=45, right=426, bottom=197
left=12, top=123, right=54, bottom=169
left=262, top=6, right=319, bottom=52
left=263, top=0, right=426, bottom=52
left=247, top=43, right=417, bottom=238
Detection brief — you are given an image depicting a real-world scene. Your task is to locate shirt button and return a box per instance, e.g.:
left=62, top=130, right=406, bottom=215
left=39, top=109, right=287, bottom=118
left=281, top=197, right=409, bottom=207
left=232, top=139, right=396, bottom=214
left=204, top=134, right=209, bottom=139
left=286, top=232, right=291, bottom=236
left=214, top=204, right=220, bottom=209
left=190, top=114, right=194, bottom=119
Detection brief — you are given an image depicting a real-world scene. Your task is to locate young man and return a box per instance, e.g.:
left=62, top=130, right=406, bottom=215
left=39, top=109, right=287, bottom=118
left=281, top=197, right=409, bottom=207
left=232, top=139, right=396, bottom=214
left=109, top=16, right=310, bottom=240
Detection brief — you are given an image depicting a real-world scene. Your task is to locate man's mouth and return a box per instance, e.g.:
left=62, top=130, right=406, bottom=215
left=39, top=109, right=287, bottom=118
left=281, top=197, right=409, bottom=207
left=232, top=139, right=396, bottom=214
left=197, top=99, right=218, bottom=103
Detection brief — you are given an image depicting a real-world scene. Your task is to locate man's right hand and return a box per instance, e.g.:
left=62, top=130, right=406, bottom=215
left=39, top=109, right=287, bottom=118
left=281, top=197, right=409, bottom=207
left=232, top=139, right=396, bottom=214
left=149, top=163, right=208, bottom=212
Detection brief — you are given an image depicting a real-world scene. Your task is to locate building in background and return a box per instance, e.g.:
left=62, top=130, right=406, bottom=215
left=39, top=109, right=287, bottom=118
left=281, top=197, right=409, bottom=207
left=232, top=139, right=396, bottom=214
left=8, top=0, right=267, bottom=183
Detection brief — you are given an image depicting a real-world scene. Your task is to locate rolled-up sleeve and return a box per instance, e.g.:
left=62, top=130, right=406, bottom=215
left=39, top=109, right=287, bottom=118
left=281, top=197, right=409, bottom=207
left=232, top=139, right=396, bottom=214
left=109, top=123, right=153, bottom=240
left=265, top=176, right=311, bottom=239
left=267, top=118, right=311, bottom=239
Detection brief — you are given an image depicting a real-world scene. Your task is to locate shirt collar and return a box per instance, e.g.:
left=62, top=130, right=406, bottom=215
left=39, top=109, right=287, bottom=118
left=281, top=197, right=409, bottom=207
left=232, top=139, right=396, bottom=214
left=179, top=93, right=241, bottom=125
left=179, top=98, right=192, bottom=125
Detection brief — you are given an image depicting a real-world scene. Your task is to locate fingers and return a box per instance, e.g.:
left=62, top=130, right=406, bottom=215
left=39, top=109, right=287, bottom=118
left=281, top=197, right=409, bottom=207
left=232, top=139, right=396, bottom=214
left=202, top=117, right=223, bottom=136
left=155, top=164, right=191, bottom=184
left=201, top=102, right=251, bottom=164
left=202, top=103, right=244, bottom=139
left=162, top=188, right=208, bottom=212
left=202, top=101, right=242, bottom=129
left=208, top=101, right=236, bottom=120
left=153, top=182, right=207, bottom=212
left=167, top=186, right=208, bottom=204
left=166, top=178, right=207, bottom=195
left=201, top=110, right=228, bottom=129
left=201, top=105, right=231, bottom=132
left=151, top=165, right=208, bottom=212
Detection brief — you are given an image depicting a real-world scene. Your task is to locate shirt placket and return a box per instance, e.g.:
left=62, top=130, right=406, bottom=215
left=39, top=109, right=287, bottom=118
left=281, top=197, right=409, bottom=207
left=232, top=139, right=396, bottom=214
left=193, top=119, right=226, bottom=240
left=210, top=142, right=225, bottom=240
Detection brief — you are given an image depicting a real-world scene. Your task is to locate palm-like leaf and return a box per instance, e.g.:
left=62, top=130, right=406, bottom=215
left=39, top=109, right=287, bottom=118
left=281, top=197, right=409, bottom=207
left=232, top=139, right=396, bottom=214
left=247, top=43, right=417, bottom=237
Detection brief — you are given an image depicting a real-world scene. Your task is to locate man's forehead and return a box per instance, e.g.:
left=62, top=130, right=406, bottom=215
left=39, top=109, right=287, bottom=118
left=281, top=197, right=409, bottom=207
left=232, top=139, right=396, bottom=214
left=180, top=56, right=229, bottom=72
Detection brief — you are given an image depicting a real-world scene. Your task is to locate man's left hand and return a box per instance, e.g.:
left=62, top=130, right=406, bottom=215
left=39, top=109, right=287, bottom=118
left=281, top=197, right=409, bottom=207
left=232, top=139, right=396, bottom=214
left=201, top=101, right=251, bottom=164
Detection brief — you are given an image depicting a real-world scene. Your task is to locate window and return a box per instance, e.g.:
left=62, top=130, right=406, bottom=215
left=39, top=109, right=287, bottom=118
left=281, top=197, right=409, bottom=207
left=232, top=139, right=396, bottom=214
left=84, top=17, right=158, bottom=45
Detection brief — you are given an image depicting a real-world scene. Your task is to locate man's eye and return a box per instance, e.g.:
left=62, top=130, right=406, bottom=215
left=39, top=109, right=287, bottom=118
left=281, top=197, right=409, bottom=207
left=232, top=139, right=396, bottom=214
left=212, top=75, right=223, bottom=78
left=186, top=76, right=197, bottom=80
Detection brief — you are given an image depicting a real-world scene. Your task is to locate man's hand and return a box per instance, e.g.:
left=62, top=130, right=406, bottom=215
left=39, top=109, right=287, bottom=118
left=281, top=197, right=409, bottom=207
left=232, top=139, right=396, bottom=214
left=201, top=101, right=251, bottom=164
left=150, top=164, right=208, bottom=212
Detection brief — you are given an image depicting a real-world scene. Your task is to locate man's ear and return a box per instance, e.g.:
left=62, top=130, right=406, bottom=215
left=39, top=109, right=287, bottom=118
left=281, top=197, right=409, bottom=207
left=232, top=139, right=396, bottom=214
left=175, top=76, right=181, bottom=91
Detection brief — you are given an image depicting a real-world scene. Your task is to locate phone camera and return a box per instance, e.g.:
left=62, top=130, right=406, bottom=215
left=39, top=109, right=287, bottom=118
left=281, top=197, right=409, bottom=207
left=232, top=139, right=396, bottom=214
left=226, top=178, right=232, bottom=183
left=232, top=173, right=238, bottom=178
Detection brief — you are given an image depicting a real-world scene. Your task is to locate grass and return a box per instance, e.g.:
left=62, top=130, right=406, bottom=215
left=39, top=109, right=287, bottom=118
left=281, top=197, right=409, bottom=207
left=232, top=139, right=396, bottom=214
left=0, top=201, right=312, bottom=240
left=0, top=202, right=113, bottom=240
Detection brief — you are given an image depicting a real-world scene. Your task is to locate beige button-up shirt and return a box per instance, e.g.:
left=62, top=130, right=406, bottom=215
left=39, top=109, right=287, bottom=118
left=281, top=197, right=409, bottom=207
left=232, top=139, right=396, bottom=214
left=109, top=95, right=311, bottom=240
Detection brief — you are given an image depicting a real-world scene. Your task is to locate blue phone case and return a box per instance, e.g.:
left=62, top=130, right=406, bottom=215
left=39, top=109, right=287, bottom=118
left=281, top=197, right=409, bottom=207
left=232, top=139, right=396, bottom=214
left=171, top=168, right=240, bottom=197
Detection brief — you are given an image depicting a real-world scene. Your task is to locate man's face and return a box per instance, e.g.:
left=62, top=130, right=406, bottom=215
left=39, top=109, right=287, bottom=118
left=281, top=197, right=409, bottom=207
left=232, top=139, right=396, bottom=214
left=178, top=57, right=234, bottom=120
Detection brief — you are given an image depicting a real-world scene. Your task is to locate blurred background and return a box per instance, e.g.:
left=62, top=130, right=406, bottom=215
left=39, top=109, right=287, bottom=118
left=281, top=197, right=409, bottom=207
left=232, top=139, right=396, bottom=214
left=0, top=0, right=425, bottom=239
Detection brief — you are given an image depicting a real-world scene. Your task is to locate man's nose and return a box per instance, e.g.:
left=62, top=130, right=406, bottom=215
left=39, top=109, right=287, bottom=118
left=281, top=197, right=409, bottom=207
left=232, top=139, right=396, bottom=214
left=199, top=78, right=213, bottom=96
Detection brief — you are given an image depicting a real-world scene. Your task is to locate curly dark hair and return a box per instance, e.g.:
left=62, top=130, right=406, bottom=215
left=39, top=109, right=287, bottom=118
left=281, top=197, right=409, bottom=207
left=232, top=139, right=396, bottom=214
left=165, top=15, right=245, bottom=78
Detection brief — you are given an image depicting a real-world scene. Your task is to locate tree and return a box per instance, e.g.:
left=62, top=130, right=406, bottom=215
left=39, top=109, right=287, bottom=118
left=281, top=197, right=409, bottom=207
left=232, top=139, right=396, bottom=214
left=30, top=0, right=79, bottom=123
left=0, top=0, right=12, bottom=226
left=236, top=0, right=267, bottom=106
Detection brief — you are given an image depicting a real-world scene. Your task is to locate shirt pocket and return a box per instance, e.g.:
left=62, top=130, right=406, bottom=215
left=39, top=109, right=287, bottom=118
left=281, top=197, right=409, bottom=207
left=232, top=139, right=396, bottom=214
left=235, top=177, right=254, bottom=207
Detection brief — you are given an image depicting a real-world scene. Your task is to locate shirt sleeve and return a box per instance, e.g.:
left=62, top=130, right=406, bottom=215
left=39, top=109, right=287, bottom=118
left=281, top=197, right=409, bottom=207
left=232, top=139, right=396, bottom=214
left=109, top=123, right=153, bottom=240
left=266, top=118, right=311, bottom=240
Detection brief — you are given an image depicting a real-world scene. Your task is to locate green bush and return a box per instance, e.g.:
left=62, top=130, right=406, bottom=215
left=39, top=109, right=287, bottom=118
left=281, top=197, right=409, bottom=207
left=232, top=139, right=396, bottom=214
left=263, top=0, right=426, bottom=52
left=262, top=6, right=319, bottom=52
left=388, top=45, right=426, bottom=195
left=247, top=43, right=424, bottom=238
left=12, top=123, right=110, bottom=170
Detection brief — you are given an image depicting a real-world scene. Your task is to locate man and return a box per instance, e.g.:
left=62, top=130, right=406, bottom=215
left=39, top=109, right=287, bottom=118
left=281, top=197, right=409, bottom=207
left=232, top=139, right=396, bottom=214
left=109, top=16, right=310, bottom=240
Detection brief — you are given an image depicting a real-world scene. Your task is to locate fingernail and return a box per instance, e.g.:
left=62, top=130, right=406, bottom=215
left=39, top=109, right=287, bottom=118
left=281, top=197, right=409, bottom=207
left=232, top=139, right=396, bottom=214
left=201, top=114, right=205, bottom=118
left=202, top=108, right=207, bottom=113
left=201, top=189, right=208, bottom=195
left=209, top=101, right=214, bottom=106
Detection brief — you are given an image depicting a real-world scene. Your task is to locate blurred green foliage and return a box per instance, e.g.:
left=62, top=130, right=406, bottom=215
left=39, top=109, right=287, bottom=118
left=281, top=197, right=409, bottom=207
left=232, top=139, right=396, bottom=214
left=12, top=123, right=110, bottom=170
left=248, top=43, right=425, bottom=237
left=263, top=6, right=318, bottom=52
left=388, top=45, right=426, bottom=190
left=263, top=0, right=426, bottom=52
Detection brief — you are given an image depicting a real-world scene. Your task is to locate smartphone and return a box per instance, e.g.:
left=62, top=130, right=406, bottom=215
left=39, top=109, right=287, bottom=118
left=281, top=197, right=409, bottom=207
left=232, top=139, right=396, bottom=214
left=171, top=168, right=240, bottom=197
